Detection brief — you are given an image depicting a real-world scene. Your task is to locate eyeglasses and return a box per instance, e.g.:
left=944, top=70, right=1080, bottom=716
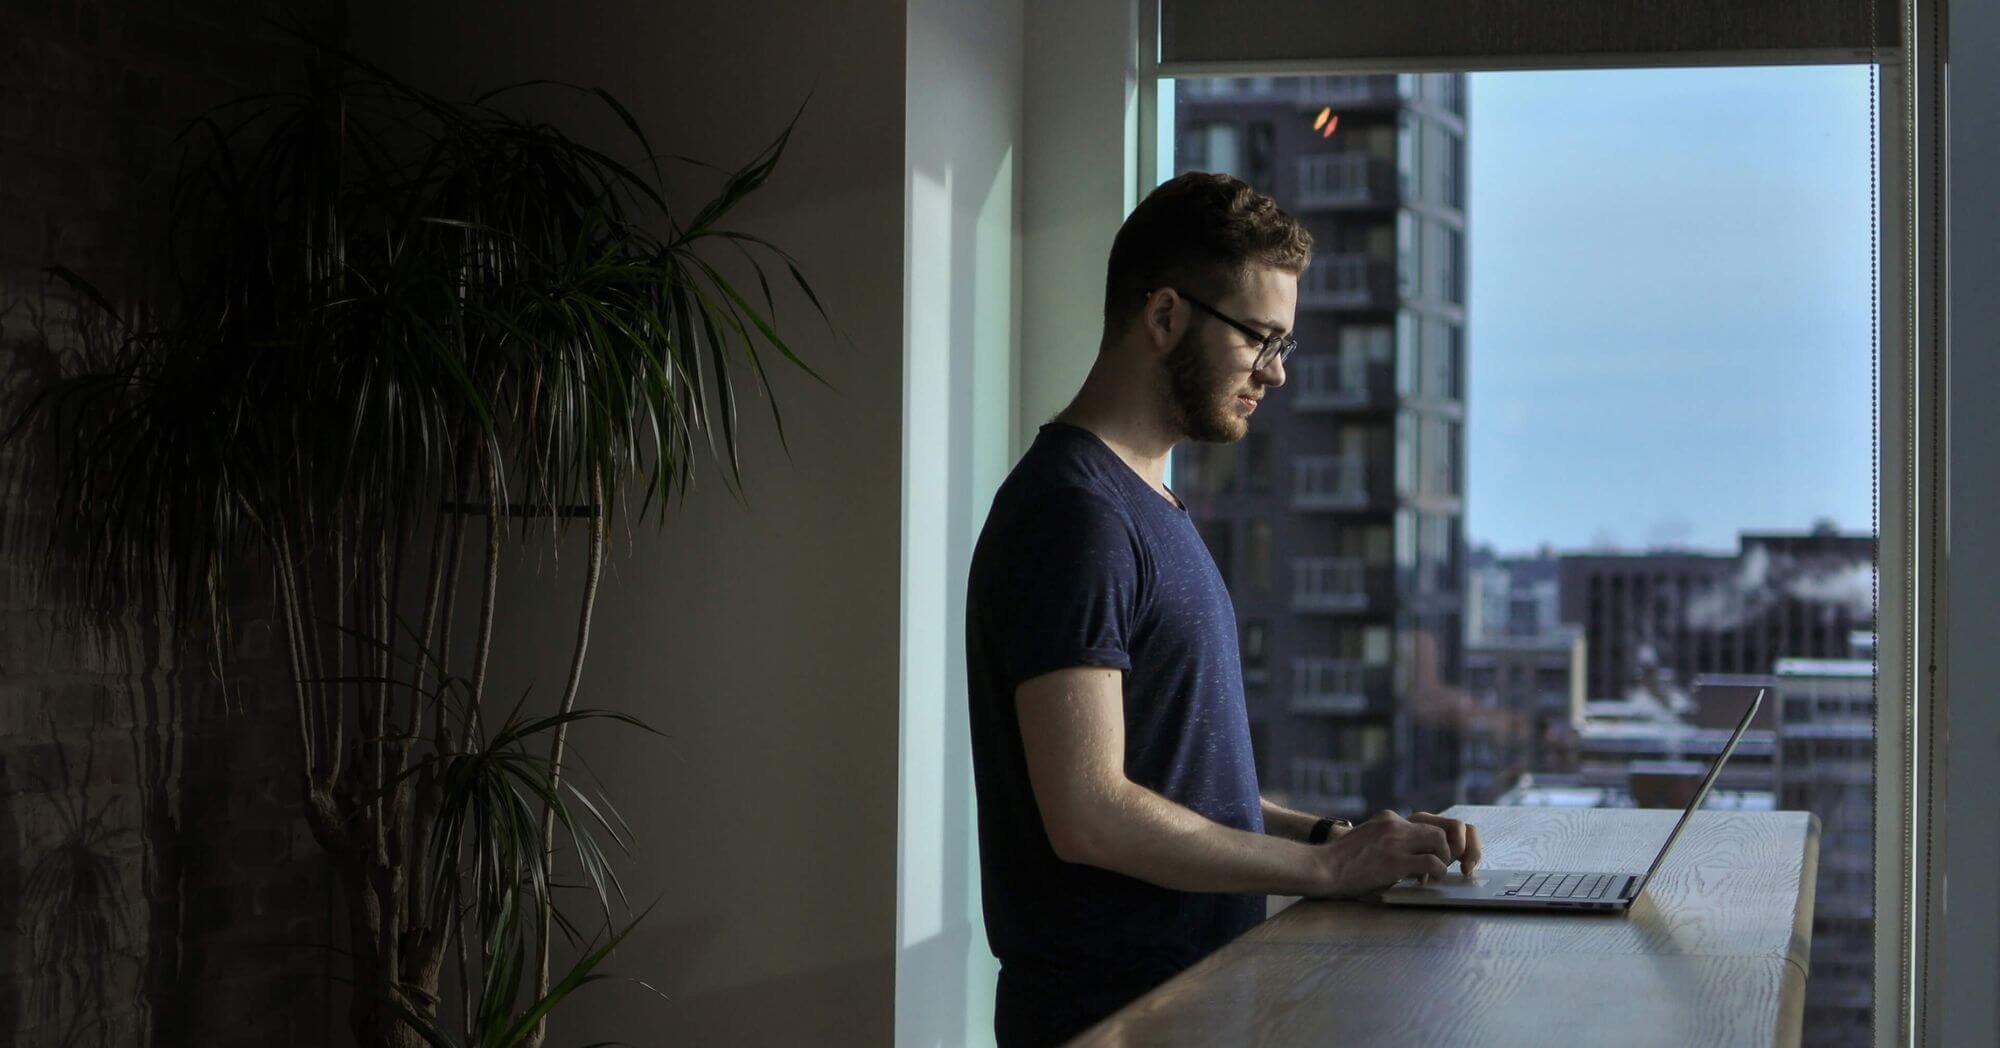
left=1150, top=288, right=1297, bottom=371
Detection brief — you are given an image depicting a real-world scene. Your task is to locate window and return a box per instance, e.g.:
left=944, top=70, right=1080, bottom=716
left=1245, top=120, right=1276, bottom=195
left=1246, top=520, right=1273, bottom=593
left=1445, top=227, right=1465, bottom=305
left=1341, top=323, right=1393, bottom=368
left=1395, top=413, right=1416, bottom=497
left=1421, top=319, right=1454, bottom=399
left=1242, top=431, right=1271, bottom=494
left=1241, top=619, right=1269, bottom=673
left=1445, top=134, right=1466, bottom=209
left=1397, top=111, right=1421, bottom=201
left=1201, top=518, right=1235, bottom=588
left=1396, top=310, right=1420, bottom=394
left=1397, top=210, right=1419, bottom=296
left=1161, top=62, right=1888, bottom=1039
left=1449, top=325, right=1464, bottom=399
left=1182, top=120, right=1241, bottom=176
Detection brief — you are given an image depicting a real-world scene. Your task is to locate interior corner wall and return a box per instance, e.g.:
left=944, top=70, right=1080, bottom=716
left=1019, top=0, right=1145, bottom=460
left=345, top=3, right=909, bottom=1045
left=898, top=1, right=1023, bottom=1045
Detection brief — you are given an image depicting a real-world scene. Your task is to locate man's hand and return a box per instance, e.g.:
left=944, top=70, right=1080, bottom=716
left=1306, top=809, right=1484, bottom=899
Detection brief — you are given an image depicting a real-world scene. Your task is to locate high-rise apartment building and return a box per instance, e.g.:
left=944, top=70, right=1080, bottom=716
left=1168, top=73, right=1468, bottom=816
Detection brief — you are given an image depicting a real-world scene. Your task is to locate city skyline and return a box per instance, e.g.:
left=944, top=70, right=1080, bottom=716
left=1465, top=66, right=1876, bottom=555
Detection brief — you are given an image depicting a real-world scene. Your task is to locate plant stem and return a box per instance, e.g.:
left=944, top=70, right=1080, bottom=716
left=273, top=526, right=317, bottom=781
left=528, top=464, right=606, bottom=1047
left=468, top=456, right=501, bottom=748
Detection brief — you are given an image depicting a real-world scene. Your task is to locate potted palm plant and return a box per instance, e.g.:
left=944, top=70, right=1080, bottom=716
left=2, top=42, right=840, bottom=1047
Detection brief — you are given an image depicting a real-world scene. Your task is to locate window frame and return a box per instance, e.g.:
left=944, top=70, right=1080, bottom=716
left=1134, top=2, right=1945, bottom=1045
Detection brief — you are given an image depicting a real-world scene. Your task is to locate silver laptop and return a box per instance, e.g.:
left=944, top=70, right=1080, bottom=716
left=1379, top=687, right=1765, bottom=913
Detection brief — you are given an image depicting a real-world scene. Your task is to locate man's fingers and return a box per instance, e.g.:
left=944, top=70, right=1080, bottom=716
left=1409, top=822, right=1452, bottom=869
left=1416, top=816, right=1480, bottom=872
left=1411, top=812, right=1467, bottom=863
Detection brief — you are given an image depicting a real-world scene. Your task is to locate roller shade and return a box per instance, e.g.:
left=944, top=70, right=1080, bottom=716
left=1158, top=0, right=1901, bottom=72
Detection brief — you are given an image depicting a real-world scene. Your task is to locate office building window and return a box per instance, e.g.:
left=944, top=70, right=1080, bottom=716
left=1421, top=319, right=1453, bottom=399
left=1241, top=619, right=1269, bottom=672
left=1397, top=111, right=1421, bottom=200
left=1242, top=431, right=1272, bottom=494
left=1182, top=120, right=1241, bottom=177
left=1246, top=120, right=1276, bottom=195
left=1446, top=135, right=1466, bottom=208
left=1246, top=520, right=1273, bottom=594
left=1449, top=325, right=1464, bottom=399
left=1396, top=310, right=1420, bottom=396
left=1200, top=518, right=1234, bottom=588
left=1395, top=414, right=1417, bottom=498
left=1446, top=227, right=1465, bottom=305
left=1397, top=210, right=1419, bottom=296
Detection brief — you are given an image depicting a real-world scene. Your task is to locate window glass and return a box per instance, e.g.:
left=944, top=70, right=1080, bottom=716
left=1246, top=520, right=1273, bottom=593
left=1169, top=72, right=1874, bottom=1040
left=1200, top=518, right=1235, bottom=588
left=1243, top=431, right=1271, bottom=493
left=1396, top=310, right=1419, bottom=394
left=1397, top=210, right=1419, bottom=296
left=1182, top=120, right=1242, bottom=177
left=1397, top=112, right=1421, bottom=200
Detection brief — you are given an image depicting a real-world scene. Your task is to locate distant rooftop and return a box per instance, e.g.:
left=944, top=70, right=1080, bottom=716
left=1493, top=780, right=1775, bottom=811
left=1774, top=658, right=1875, bottom=678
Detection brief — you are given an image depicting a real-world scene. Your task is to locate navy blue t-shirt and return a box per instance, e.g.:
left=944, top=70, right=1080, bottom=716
left=965, top=420, right=1265, bottom=1041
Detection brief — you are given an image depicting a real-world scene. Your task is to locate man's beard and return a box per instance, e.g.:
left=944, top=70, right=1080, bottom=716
left=1160, top=329, right=1246, bottom=444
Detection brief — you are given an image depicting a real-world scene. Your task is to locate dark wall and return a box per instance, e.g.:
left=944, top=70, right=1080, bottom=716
left=1, top=2, right=342, bottom=1045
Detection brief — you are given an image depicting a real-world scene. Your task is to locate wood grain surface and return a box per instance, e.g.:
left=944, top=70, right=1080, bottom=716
left=1068, top=806, right=1819, bottom=1047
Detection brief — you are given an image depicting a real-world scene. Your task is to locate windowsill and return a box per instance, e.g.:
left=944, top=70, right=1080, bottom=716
left=1071, top=805, right=1820, bottom=1046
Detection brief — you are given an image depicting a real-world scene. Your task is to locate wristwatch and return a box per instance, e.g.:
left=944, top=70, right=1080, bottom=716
left=1307, top=817, right=1353, bottom=845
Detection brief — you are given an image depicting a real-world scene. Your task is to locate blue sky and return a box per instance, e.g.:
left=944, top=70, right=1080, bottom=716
left=1464, top=65, right=1876, bottom=555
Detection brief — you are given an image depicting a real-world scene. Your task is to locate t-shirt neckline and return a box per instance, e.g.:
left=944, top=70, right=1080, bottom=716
left=1041, top=420, right=1188, bottom=514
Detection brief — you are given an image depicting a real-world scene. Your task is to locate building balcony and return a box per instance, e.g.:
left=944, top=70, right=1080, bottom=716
left=1290, top=454, right=1368, bottom=511
left=1295, top=153, right=1399, bottom=210
left=1292, top=556, right=1364, bottom=612
left=1288, top=658, right=1392, bottom=717
left=1290, top=557, right=1390, bottom=613
left=1287, top=757, right=1387, bottom=818
left=1298, top=253, right=1398, bottom=312
left=1289, top=353, right=1385, bottom=411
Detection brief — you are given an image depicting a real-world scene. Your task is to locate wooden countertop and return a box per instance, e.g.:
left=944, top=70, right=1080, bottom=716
left=1069, top=805, right=1820, bottom=1048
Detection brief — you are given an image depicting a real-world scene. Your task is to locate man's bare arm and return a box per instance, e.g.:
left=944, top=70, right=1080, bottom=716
left=1017, top=666, right=1468, bottom=897
left=1259, top=796, right=1348, bottom=844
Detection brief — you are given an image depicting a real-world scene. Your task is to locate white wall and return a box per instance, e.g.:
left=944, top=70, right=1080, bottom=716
left=348, top=3, right=909, bottom=1043
left=1019, top=0, right=1143, bottom=455
left=898, top=0, right=1023, bottom=1044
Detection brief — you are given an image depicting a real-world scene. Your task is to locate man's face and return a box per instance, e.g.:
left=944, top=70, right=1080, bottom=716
left=1159, top=265, right=1297, bottom=444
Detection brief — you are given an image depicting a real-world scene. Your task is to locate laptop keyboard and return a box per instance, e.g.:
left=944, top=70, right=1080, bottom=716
left=1501, top=872, right=1617, bottom=900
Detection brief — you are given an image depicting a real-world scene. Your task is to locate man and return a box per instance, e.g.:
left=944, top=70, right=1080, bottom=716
left=964, top=172, right=1483, bottom=1047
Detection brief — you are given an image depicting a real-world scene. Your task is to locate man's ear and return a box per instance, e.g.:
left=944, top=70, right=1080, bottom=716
left=1142, top=292, right=1179, bottom=351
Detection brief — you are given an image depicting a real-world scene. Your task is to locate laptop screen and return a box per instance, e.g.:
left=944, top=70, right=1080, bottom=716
left=1629, top=688, right=1767, bottom=897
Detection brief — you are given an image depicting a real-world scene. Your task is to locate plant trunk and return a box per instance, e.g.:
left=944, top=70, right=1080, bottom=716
left=279, top=525, right=452, bottom=1048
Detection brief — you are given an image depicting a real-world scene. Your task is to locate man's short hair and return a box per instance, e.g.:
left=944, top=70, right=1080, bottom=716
left=1100, top=171, right=1314, bottom=345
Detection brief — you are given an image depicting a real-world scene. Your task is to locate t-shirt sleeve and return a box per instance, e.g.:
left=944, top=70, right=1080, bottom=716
left=995, top=486, right=1142, bottom=691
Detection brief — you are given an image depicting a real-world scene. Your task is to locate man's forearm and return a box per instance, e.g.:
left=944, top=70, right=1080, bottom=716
left=1260, top=796, right=1338, bottom=843
left=1065, top=781, right=1327, bottom=897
